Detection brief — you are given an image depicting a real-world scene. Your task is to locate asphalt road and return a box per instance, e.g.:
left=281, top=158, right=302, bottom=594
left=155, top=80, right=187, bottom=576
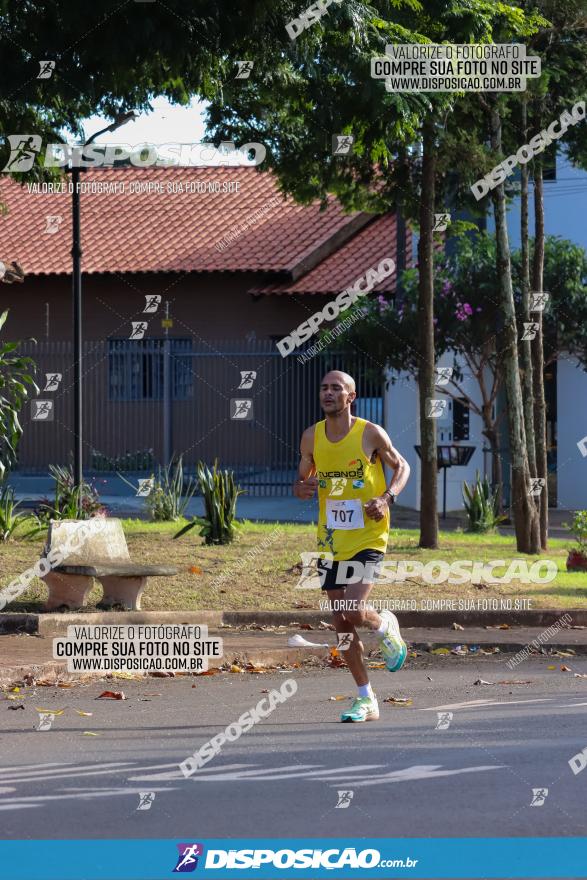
left=1, top=655, right=587, bottom=842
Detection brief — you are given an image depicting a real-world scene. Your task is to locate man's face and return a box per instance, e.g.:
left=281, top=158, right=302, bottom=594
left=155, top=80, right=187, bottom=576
left=319, top=375, right=355, bottom=415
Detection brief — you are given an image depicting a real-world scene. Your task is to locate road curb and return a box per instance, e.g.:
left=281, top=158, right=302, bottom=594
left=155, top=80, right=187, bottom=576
left=2, top=636, right=586, bottom=688
left=1, top=607, right=585, bottom=635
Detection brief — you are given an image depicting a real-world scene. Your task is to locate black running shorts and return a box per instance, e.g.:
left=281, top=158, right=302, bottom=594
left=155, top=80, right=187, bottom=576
left=317, top=549, right=384, bottom=591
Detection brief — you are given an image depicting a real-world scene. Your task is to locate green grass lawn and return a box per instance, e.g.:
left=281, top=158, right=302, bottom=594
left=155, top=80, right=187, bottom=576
left=0, top=518, right=585, bottom=612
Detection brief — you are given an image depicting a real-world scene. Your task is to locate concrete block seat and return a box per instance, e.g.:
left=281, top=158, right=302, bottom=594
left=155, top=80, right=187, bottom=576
left=41, top=518, right=178, bottom=611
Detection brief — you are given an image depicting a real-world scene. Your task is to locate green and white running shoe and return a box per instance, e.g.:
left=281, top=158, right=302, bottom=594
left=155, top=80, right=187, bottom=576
left=379, top=610, right=407, bottom=672
left=341, top=695, right=379, bottom=723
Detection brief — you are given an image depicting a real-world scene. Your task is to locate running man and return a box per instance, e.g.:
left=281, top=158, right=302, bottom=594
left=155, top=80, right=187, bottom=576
left=293, top=371, right=410, bottom=723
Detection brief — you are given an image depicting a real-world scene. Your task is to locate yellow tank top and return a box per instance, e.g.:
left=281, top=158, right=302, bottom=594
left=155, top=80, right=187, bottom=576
left=314, top=417, right=389, bottom=561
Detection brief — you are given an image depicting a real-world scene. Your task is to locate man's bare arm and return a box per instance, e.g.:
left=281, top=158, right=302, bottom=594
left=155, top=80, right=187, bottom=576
left=293, top=426, right=318, bottom=499
left=364, top=424, right=410, bottom=520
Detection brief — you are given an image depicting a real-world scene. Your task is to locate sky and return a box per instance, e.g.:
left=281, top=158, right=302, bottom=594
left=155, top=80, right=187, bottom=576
left=81, top=96, right=208, bottom=145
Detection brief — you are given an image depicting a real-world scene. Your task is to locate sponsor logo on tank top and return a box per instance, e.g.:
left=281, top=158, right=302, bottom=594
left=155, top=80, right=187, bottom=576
left=317, top=461, right=364, bottom=480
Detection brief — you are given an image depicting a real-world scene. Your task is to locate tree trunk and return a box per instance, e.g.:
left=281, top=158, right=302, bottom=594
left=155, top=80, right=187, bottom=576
left=520, top=100, right=537, bottom=478
left=484, top=424, right=503, bottom=509
left=532, top=161, right=549, bottom=549
left=489, top=99, right=540, bottom=554
left=417, top=119, right=438, bottom=549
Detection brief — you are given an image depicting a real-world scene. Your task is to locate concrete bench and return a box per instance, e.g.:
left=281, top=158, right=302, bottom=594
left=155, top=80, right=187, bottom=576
left=41, top=518, right=178, bottom=611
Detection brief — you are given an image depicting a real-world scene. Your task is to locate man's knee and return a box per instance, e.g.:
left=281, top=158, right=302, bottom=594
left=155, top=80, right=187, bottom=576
left=344, top=608, right=367, bottom=628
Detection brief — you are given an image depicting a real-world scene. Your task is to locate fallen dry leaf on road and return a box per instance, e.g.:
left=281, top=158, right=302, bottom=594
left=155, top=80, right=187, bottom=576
left=474, top=679, right=495, bottom=686
left=260, top=689, right=269, bottom=694
left=574, top=673, right=587, bottom=679
left=57, top=682, right=74, bottom=688
left=497, top=680, right=533, bottom=685
left=560, top=665, right=573, bottom=672
left=452, top=623, right=464, bottom=631
left=34, top=707, right=65, bottom=714
left=96, top=691, right=126, bottom=700
left=368, top=662, right=386, bottom=669
left=570, top=625, right=586, bottom=629
left=383, top=697, right=413, bottom=705
left=230, top=664, right=244, bottom=673
left=319, top=620, right=335, bottom=630
left=480, top=647, right=500, bottom=654
left=82, top=731, right=100, bottom=736
left=299, top=623, right=314, bottom=630
left=8, top=704, right=25, bottom=710
left=150, top=671, right=175, bottom=678
left=329, top=695, right=350, bottom=701
left=35, top=679, right=56, bottom=687
left=74, top=709, right=93, bottom=717
left=195, top=669, right=220, bottom=676
left=430, top=648, right=450, bottom=655
left=547, top=665, right=557, bottom=670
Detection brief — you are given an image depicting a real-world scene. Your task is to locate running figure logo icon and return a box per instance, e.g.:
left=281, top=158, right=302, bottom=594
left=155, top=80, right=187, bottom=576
left=43, top=373, right=62, bottom=391
left=426, top=398, right=447, bottom=419
left=433, top=213, right=451, bottom=232
left=31, top=400, right=54, bottom=421
left=335, top=790, right=354, bottom=808
left=2, top=135, right=42, bottom=172
left=235, top=61, right=254, bottom=79
left=231, top=399, right=253, bottom=420
left=237, top=371, right=257, bottom=389
left=434, top=366, right=453, bottom=386
left=529, top=477, right=546, bottom=497
left=530, top=292, right=549, bottom=312
left=336, top=633, right=354, bottom=651
left=130, top=321, right=149, bottom=340
left=173, top=843, right=204, bottom=872
left=37, top=60, right=55, bottom=79
left=136, top=792, right=156, bottom=810
left=296, top=551, right=333, bottom=589
left=522, top=322, right=539, bottom=341
left=332, top=135, right=354, bottom=155
left=44, top=215, right=63, bottom=234
left=143, top=295, right=161, bottom=313
left=435, top=711, right=453, bottom=730
left=530, top=788, right=549, bottom=806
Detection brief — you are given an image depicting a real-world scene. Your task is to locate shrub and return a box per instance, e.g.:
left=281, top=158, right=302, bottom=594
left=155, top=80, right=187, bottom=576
left=462, top=473, right=506, bottom=533
left=37, top=464, right=106, bottom=522
left=119, top=455, right=197, bottom=522
left=174, top=459, right=243, bottom=545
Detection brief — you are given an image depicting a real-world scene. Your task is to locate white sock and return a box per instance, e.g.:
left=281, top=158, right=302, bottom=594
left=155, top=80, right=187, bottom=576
left=358, top=683, right=374, bottom=699
left=377, top=618, right=388, bottom=636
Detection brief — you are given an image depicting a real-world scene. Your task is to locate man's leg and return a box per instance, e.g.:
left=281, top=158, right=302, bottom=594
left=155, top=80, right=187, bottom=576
left=343, top=579, right=408, bottom=674
left=327, top=587, right=369, bottom=687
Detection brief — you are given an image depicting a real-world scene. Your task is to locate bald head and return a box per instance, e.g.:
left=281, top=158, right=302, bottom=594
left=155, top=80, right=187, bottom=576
left=321, top=371, right=356, bottom=393
left=319, top=370, right=357, bottom=417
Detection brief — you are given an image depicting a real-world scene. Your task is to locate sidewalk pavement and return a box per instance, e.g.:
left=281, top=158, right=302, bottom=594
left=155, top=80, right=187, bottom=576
left=2, top=622, right=586, bottom=686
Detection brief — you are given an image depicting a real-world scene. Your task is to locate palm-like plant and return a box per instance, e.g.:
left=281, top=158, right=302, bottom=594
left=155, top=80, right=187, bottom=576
left=0, top=310, right=38, bottom=479
left=0, top=482, right=44, bottom=541
left=174, top=459, right=243, bottom=545
left=462, top=473, right=507, bottom=533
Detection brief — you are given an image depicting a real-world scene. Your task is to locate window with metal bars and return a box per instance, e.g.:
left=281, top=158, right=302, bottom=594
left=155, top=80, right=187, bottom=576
left=108, top=338, right=193, bottom=400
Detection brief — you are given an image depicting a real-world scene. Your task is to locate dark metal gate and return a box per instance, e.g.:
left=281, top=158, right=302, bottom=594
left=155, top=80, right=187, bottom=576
left=16, top=339, right=383, bottom=496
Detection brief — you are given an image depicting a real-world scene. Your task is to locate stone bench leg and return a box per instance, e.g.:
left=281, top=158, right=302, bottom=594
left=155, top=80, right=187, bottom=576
left=98, top=576, right=148, bottom=611
left=42, top=571, right=94, bottom=612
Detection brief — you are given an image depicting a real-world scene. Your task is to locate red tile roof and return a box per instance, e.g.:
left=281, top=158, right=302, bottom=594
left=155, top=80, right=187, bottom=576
left=0, top=166, right=402, bottom=292
left=253, top=214, right=405, bottom=295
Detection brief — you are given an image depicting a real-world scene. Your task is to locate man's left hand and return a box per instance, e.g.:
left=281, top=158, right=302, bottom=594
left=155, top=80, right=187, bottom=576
left=364, top=496, right=389, bottom=521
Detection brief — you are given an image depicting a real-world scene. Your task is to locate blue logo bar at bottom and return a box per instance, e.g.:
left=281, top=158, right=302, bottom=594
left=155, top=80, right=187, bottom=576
left=1, top=838, right=587, bottom=879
